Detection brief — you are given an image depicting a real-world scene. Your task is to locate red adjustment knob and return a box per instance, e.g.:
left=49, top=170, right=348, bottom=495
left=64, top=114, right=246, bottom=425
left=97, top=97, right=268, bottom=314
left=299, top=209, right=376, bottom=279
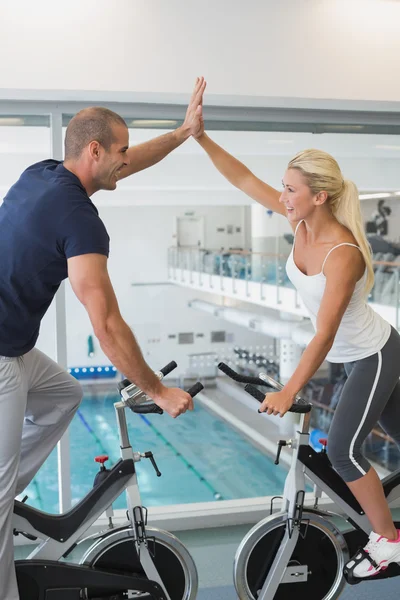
left=95, top=455, right=109, bottom=464
left=318, top=439, right=328, bottom=447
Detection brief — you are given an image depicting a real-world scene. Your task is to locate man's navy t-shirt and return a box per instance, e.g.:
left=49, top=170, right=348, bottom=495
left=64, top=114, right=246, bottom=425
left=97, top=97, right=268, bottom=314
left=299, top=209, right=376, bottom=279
left=0, top=160, right=110, bottom=357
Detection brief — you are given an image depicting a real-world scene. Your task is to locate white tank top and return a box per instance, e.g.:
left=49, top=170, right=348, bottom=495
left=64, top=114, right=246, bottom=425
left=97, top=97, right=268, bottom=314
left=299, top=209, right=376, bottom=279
left=286, top=220, right=391, bottom=363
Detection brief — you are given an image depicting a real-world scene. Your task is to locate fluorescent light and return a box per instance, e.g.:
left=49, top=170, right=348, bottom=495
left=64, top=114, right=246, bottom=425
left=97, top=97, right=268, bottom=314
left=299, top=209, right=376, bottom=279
left=129, top=119, right=178, bottom=127
left=359, top=193, right=392, bottom=200
left=394, top=192, right=400, bottom=196
left=376, top=145, right=400, bottom=151
left=0, top=117, right=24, bottom=126
left=323, top=125, right=365, bottom=131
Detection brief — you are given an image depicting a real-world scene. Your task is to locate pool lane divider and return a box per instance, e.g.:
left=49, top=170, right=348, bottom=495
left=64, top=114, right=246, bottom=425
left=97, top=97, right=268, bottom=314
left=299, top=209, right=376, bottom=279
left=32, top=477, right=43, bottom=510
left=77, top=408, right=223, bottom=500
left=140, top=414, right=224, bottom=500
left=77, top=409, right=114, bottom=466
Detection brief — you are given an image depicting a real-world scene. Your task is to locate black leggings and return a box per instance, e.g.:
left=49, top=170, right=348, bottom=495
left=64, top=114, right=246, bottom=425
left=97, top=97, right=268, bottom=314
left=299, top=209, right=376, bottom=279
left=327, top=326, right=400, bottom=482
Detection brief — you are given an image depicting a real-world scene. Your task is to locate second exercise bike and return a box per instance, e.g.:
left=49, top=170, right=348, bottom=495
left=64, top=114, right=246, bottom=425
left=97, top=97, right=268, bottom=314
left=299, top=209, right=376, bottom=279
left=219, top=362, right=400, bottom=600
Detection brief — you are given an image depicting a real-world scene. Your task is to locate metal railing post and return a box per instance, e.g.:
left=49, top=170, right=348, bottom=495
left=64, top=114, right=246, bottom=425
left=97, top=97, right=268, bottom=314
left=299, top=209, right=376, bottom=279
left=199, top=249, right=203, bottom=287
left=190, top=248, right=194, bottom=284
left=260, top=255, right=266, bottom=301
left=232, top=256, right=236, bottom=294
left=245, top=254, right=250, bottom=297
left=219, top=252, right=224, bottom=292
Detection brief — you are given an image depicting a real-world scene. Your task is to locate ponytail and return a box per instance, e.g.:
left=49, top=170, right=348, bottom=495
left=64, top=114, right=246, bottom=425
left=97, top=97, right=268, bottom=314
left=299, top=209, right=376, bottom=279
left=330, top=179, right=374, bottom=296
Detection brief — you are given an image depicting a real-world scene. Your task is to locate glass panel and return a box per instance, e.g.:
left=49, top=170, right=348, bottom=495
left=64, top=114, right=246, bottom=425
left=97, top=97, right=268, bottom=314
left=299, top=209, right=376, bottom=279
left=27, top=384, right=289, bottom=511
left=2, top=115, right=54, bottom=509
left=23, top=112, right=400, bottom=511
left=0, top=115, right=51, bottom=202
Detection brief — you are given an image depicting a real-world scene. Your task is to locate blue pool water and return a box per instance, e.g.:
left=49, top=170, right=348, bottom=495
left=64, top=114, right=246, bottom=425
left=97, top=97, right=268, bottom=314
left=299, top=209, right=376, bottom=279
left=21, top=390, right=288, bottom=513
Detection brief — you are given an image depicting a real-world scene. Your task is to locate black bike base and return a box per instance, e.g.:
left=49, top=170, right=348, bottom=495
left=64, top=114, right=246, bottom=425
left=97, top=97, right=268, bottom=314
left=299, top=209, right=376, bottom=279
left=16, top=560, right=166, bottom=600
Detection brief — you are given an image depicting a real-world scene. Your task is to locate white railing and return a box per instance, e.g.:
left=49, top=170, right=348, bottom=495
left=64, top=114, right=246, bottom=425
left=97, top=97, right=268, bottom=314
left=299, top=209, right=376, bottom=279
left=168, top=246, right=400, bottom=329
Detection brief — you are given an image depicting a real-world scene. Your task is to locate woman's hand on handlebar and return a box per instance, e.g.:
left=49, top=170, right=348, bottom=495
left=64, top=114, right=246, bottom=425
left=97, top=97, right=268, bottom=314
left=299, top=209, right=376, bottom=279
left=258, top=389, right=295, bottom=418
left=153, top=386, right=194, bottom=418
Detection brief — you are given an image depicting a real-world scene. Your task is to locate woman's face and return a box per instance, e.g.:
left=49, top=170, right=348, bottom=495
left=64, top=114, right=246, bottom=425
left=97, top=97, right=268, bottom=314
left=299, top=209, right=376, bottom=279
left=279, top=168, right=319, bottom=222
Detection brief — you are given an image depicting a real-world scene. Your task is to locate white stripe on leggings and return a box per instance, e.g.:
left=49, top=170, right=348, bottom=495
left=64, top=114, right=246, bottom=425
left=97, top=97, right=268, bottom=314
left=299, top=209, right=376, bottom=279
left=349, top=350, right=382, bottom=476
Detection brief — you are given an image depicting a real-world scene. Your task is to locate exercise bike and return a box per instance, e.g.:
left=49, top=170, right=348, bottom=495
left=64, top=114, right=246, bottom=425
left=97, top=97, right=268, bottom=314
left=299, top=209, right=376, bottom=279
left=218, top=362, right=400, bottom=600
left=14, top=361, right=203, bottom=600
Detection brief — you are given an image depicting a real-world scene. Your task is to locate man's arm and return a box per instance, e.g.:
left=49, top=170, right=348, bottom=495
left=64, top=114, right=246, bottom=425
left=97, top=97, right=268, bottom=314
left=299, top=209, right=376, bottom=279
left=118, top=77, right=206, bottom=179
left=68, top=253, right=193, bottom=417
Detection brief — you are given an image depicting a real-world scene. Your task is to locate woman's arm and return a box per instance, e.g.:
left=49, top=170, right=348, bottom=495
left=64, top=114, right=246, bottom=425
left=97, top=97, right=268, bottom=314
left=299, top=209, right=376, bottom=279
left=259, top=246, right=364, bottom=415
left=196, top=133, right=285, bottom=216
left=118, top=77, right=206, bottom=178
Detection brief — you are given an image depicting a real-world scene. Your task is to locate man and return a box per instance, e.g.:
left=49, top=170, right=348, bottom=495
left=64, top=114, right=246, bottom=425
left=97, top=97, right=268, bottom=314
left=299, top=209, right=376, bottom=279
left=0, top=77, right=206, bottom=600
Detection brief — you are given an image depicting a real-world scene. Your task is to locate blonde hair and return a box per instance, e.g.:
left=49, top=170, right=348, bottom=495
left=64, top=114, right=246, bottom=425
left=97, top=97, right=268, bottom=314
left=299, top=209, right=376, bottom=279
left=288, top=149, right=374, bottom=296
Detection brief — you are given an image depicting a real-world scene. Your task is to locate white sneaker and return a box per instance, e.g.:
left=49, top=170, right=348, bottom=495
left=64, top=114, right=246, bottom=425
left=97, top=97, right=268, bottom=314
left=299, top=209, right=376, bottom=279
left=346, top=530, right=400, bottom=578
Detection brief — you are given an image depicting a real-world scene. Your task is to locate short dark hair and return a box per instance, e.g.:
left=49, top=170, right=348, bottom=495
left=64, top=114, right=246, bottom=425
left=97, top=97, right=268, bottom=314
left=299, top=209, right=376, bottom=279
left=64, top=107, right=127, bottom=160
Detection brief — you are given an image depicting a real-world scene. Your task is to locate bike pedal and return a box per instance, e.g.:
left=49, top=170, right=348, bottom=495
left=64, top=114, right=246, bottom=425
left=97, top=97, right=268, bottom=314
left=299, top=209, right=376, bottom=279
left=13, top=529, right=38, bottom=541
left=343, top=567, right=363, bottom=585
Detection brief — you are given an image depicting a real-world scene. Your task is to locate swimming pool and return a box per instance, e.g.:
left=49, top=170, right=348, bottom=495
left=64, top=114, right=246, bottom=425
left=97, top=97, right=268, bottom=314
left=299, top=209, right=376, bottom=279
left=21, top=389, right=288, bottom=513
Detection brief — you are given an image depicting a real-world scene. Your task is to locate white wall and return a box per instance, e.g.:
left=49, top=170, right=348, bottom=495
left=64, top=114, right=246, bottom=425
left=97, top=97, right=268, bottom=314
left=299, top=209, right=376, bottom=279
left=1, top=0, right=400, bottom=108
left=174, top=206, right=247, bottom=249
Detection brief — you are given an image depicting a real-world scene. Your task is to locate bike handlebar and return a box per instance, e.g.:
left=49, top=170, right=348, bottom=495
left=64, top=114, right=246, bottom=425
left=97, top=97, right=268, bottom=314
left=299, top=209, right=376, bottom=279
left=244, top=384, right=312, bottom=414
left=160, top=361, right=178, bottom=377
left=218, top=362, right=312, bottom=414
left=218, top=362, right=266, bottom=386
left=187, top=382, right=205, bottom=398
left=118, top=362, right=204, bottom=414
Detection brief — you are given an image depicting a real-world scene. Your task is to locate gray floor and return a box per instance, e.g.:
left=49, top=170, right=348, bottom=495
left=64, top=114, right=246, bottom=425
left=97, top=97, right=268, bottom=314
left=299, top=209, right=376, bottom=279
left=198, top=580, right=400, bottom=600
left=15, top=524, right=400, bottom=599
left=179, top=524, right=400, bottom=599
left=198, top=586, right=233, bottom=599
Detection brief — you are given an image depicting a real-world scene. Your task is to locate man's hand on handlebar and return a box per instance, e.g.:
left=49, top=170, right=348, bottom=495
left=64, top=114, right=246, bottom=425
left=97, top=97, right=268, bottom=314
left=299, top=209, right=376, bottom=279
left=258, top=389, right=296, bottom=418
left=153, top=386, right=194, bottom=418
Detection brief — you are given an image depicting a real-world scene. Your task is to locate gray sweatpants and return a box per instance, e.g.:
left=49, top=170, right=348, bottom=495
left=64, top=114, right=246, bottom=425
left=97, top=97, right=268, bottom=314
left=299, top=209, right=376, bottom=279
left=0, top=348, right=82, bottom=600
left=328, top=326, right=400, bottom=482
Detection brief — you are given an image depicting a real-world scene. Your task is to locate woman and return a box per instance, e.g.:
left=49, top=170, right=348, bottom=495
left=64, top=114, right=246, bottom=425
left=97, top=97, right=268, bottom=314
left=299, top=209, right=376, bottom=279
left=195, top=124, right=400, bottom=578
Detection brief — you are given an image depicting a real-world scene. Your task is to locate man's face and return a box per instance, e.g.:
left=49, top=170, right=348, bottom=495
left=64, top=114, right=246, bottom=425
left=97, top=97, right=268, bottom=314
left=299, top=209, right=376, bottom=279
left=97, top=124, right=129, bottom=191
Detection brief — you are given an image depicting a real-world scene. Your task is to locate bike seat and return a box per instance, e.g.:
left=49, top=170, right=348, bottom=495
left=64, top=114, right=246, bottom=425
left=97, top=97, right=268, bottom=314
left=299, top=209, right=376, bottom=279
left=14, top=458, right=134, bottom=543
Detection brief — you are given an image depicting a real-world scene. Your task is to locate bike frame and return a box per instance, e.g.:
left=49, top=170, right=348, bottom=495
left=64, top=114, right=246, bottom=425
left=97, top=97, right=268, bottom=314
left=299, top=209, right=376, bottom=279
left=256, top=410, right=400, bottom=599
left=13, top=399, right=173, bottom=600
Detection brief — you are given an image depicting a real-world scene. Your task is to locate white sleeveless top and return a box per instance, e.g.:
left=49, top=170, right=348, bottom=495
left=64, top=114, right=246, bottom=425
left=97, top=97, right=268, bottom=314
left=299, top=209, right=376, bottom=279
left=286, top=220, right=391, bottom=363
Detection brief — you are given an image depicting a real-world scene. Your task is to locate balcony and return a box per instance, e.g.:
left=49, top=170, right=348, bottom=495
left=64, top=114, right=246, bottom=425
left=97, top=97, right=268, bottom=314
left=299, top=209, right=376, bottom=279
left=168, top=246, right=400, bottom=330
